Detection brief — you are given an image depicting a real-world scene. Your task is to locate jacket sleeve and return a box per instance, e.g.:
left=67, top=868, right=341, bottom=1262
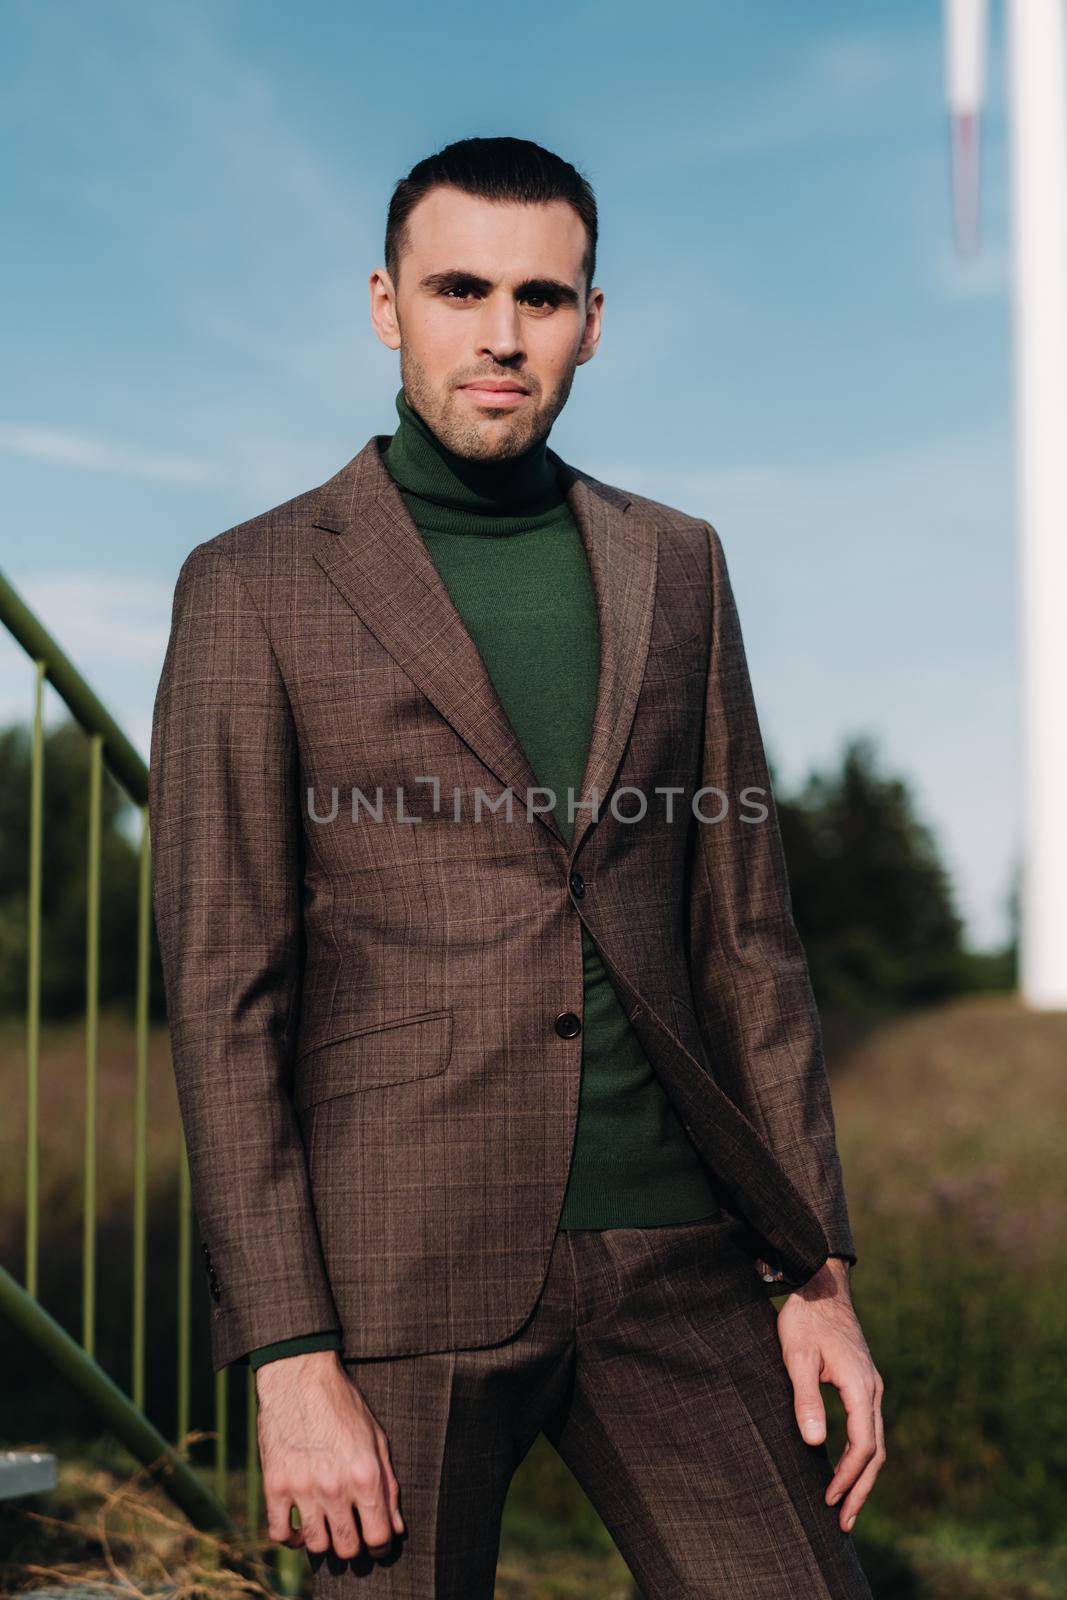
left=149, top=542, right=342, bottom=1371
left=685, top=521, right=857, bottom=1274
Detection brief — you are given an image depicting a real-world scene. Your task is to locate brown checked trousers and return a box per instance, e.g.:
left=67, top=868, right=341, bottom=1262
left=316, top=1216, right=873, bottom=1597
left=149, top=434, right=874, bottom=1597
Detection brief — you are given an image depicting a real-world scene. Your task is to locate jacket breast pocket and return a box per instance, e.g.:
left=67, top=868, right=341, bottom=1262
left=292, top=1007, right=453, bottom=1111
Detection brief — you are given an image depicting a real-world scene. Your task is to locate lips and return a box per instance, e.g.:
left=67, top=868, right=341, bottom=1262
left=461, top=383, right=528, bottom=394
left=460, top=382, right=530, bottom=406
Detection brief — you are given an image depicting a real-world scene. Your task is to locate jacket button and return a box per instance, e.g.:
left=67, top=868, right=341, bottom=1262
left=555, top=1011, right=582, bottom=1038
left=209, top=1279, right=222, bottom=1302
left=568, top=870, right=585, bottom=898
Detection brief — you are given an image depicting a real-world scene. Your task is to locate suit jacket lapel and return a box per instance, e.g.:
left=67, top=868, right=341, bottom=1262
left=309, top=434, right=659, bottom=863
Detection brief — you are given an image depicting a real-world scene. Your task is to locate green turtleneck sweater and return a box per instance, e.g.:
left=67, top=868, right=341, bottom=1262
left=245, top=388, right=720, bottom=1370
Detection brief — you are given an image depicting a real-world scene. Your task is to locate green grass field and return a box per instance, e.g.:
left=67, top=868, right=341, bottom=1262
left=2, top=992, right=1065, bottom=1597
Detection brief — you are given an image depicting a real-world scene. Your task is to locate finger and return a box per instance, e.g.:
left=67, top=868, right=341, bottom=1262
left=825, top=1376, right=878, bottom=1506
left=293, top=1496, right=331, bottom=1557
left=831, top=1408, right=883, bottom=1529
left=786, top=1346, right=826, bottom=1445
left=838, top=1369, right=889, bottom=1529
left=351, top=1460, right=395, bottom=1554
left=263, top=1490, right=300, bottom=1548
left=376, top=1424, right=406, bottom=1535
left=837, top=1438, right=886, bottom=1531
left=872, top=1376, right=886, bottom=1467
left=322, top=1498, right=362, bottom=1562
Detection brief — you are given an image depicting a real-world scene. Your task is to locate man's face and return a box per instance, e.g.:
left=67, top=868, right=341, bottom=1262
left=370, top=186, right=603, bottom=461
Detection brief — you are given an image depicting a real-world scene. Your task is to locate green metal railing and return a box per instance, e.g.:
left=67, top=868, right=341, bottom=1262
left=0, top=564, right=301, bottom=1586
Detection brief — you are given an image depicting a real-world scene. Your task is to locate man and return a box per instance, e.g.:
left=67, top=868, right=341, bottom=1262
left=150, top=135, right=883, bottom=1597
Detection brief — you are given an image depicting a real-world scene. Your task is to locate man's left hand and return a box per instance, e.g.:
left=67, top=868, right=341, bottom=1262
left=775, top=1256, right=886, bottom=1535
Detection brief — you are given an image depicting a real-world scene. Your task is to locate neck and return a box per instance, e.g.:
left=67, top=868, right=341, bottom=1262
left=382, top=386, right=563, bottom=530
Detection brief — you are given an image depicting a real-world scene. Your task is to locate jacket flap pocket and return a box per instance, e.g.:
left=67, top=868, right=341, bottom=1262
left=293, top=1007, right=453, bottom=1111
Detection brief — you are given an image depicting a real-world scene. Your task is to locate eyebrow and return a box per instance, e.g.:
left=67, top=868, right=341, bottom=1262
left=418, top=268, right=581, bottom=307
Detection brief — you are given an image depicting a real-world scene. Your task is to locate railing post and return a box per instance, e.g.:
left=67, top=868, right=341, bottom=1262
left=246, top=1365, right=262, bottom=1534
left=132, top=804, right=151, bottom=1407
left=83, top=732, right=102, bottom=1357
left=25, top=658, right=45, bottom=1300
left=177, top=1144, right=193, bottom=1453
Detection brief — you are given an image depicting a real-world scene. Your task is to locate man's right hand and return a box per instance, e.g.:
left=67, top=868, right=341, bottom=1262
left=256, top=1349, right=405, bottom=1559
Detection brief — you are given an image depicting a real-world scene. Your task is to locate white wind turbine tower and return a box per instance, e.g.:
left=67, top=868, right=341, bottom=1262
left=944, top=0, right=1067, bottom=1005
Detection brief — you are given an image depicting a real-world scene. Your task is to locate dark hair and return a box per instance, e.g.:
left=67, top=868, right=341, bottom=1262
left=385, top=135, right=598, bottom=295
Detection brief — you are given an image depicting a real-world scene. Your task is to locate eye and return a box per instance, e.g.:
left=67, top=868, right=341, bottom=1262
left=438, top=283, right=559, bottom=310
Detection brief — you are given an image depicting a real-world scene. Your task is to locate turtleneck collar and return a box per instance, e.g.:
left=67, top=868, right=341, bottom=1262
left=381, top=385, right=566, bottom=535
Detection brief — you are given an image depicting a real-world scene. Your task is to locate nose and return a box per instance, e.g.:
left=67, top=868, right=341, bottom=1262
left=475, top=291, right=524, bottom=365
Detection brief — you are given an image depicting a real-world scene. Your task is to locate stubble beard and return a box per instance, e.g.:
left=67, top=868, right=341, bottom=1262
left=398, top=344, right=576, bottom=463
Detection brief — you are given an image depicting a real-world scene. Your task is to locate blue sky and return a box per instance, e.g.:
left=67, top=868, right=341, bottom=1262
left=1, top=0, right=1016, bottom=947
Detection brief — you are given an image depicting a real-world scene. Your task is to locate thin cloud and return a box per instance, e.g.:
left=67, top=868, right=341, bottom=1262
left=9, top=571, right=175, bottom=667
left=675, top=27, right=943, bottom=161
left=590, top=425, right=1010, bottom=528
left=0, top=424, right=218, bottom=484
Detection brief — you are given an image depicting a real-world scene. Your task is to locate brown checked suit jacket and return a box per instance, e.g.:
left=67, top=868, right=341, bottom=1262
left=149, top=431, right=857, bottom=1373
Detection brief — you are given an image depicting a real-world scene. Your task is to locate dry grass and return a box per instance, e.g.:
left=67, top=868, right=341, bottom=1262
left=0, top=1433, right=639, bottom=1600
left=2, top=1434, right=286, bottom=1599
